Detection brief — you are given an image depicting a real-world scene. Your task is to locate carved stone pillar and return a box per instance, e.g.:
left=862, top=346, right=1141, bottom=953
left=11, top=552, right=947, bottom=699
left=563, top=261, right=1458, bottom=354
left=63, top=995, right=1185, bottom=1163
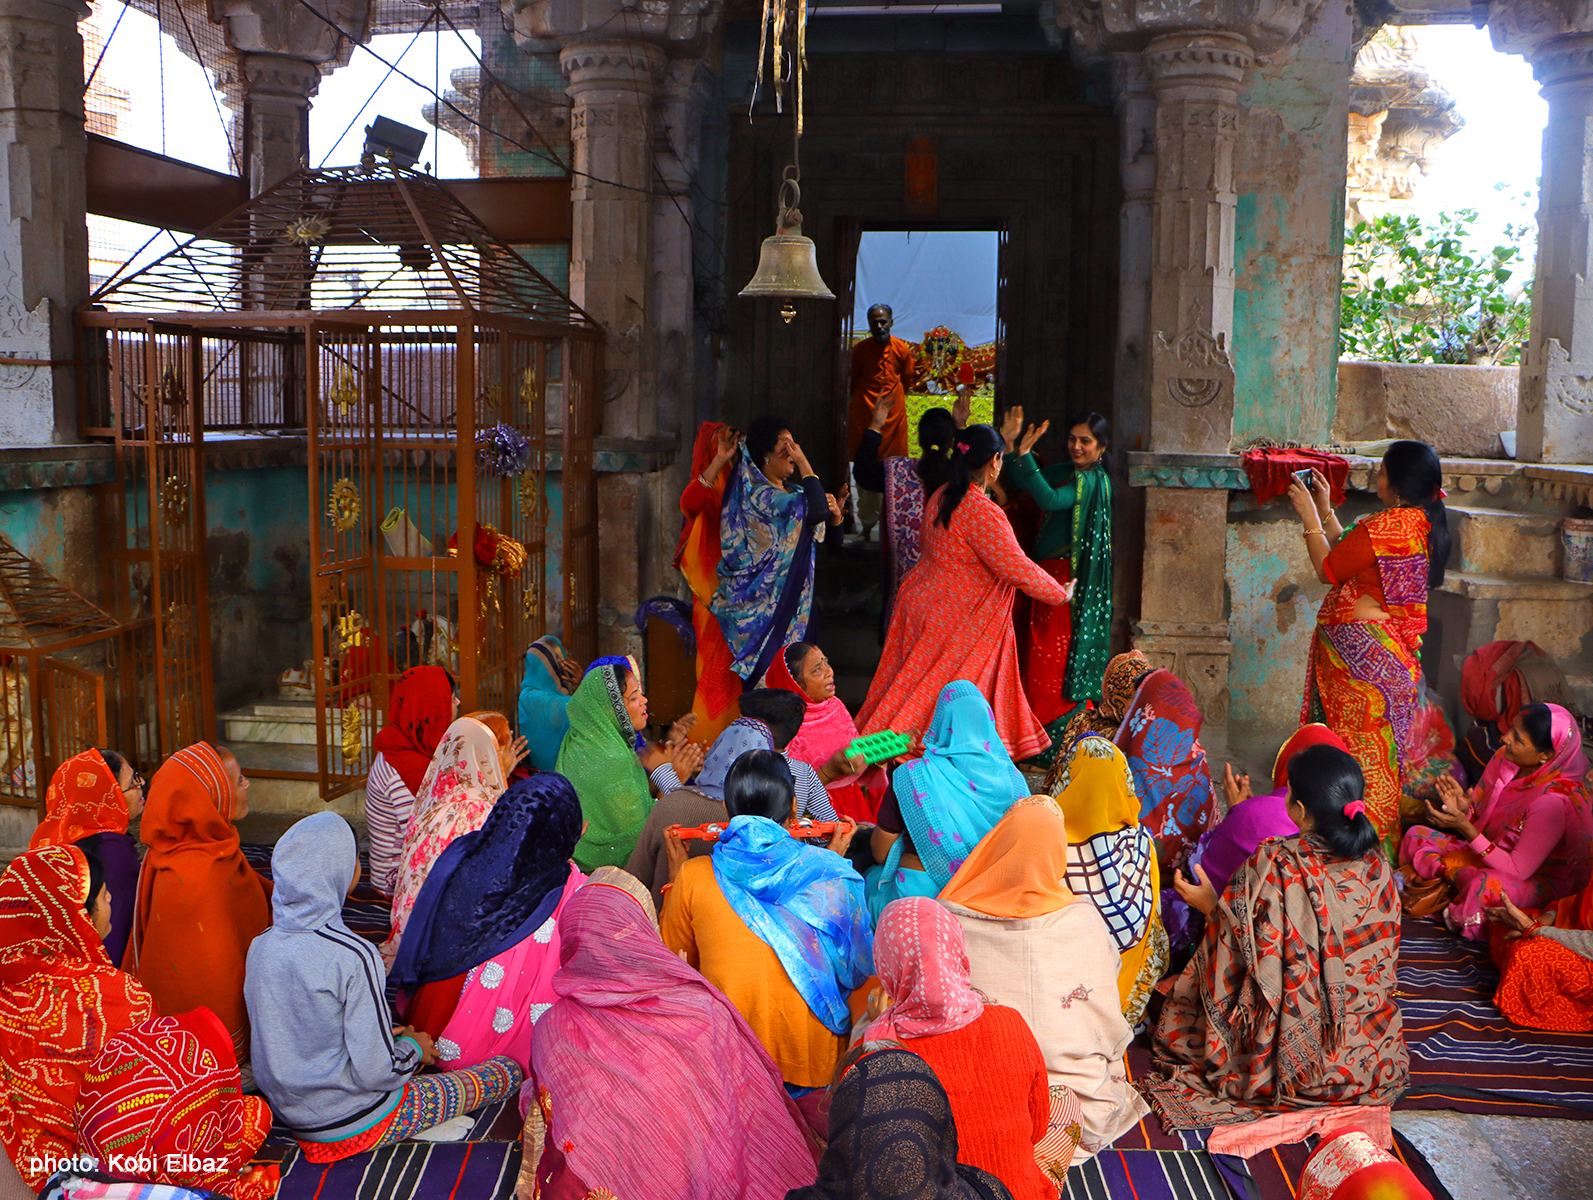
left=562, top=39, right=664, bottom=438
left=1513, top=34, right=1593, bottom=462
left=240, top=54, right=318, bottom=194
left=0, top=0, right=89, bottom=444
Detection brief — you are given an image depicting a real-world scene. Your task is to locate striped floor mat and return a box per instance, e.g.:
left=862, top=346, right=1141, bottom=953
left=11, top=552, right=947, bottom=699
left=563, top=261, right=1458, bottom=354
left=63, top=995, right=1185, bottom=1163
left=242, top=843, right=392, bottom=944
left=1396, top=916, right=1593, bottom=1119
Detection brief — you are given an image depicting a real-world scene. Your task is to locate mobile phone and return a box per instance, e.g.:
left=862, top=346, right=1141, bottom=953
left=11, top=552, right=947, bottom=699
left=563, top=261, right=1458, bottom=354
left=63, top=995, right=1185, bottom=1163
left=1293, top=468, right=1314, bottom=490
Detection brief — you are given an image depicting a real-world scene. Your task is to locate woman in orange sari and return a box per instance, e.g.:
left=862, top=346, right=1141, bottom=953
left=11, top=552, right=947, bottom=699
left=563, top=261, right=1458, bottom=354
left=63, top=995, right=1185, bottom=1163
left=1290, top=440, right=1450, bottom=856
left=131, top=743, right=272, bottom=1062
left=1489, top=880, right=1593, bottom=1032
left=679, top=422, right=744, bottom=745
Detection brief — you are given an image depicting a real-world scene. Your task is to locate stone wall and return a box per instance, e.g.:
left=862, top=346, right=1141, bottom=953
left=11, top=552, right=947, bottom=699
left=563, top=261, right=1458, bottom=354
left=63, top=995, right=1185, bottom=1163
left=1334, top=361, right=1517, bottom=458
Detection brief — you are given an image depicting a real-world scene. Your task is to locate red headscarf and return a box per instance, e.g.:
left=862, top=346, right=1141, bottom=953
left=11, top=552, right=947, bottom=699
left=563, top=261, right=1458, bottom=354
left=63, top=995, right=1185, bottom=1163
left=76, top=1007, right=277, bottom=1200
left=374, top=666, right=456, bottom=794
left=0, top=846, right=156, bottom=1190
left=1271, top=724, right=1352, bottom=790
left=30, top=749, right=127, bottom=850
left=132, top=743, right=272, bottom=1061
left=866, top=896, right=985, bottom=1041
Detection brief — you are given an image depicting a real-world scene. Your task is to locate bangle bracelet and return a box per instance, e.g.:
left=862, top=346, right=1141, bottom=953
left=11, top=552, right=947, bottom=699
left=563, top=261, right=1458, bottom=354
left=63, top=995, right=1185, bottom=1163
left=1302, top=528, right=1324, bottom=537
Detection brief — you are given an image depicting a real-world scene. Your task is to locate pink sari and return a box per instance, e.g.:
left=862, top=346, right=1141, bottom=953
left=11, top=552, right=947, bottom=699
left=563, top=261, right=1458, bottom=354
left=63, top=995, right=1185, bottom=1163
left=763, top=648, right=887, bottom=821
left=1402, top=703, right=1593, bottom=939
left=436, top=863, right=586, bottom=1072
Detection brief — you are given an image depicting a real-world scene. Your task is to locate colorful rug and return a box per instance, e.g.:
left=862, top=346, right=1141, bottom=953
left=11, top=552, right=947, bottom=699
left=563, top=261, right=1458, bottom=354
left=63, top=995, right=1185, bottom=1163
left=260, top=1138, right=520, bottom=1200
left=242, top=843, right=392, bottom=944
left=1395, top=916, right=1593, bottom=1119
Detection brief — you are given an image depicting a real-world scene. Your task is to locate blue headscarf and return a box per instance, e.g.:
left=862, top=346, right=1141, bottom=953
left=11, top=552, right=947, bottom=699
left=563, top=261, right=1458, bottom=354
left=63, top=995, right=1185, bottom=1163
left=694, top=718, right=776, bottom=801
left=711, top=815, right=873, bottom=1034
left=711, top=453, right=818, bottom=682
left=883, top=680, right=1029, bottom=889
left=518, top=635, right=571, bottom=772
left=388, top=772, right=583, bottom=993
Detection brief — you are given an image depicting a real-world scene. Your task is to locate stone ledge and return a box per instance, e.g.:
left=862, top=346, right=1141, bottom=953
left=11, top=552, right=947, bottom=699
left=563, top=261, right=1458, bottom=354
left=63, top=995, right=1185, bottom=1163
left=0, top=433, right=680, bottom=491
left=1129, top=451, right=1532, bottom=496
left=1435, top=571, right=1593, bottom=602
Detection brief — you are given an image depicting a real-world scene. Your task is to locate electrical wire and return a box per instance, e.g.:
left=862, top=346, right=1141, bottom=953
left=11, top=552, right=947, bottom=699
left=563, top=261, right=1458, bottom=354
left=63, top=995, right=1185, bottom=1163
left=316, top=12, right=433, bottom=167
left=164, top=0, right=242, bottom=172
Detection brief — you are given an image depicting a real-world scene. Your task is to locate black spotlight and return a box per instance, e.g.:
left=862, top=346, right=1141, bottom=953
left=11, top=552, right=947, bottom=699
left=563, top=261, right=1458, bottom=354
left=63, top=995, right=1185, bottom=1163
left=362, top=116, right=428, bottom=169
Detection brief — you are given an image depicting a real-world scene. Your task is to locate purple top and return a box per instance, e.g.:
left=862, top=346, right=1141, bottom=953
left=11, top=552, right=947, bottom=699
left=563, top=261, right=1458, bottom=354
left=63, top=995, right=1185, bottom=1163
left=1162, top=788, right=1298, bottom=952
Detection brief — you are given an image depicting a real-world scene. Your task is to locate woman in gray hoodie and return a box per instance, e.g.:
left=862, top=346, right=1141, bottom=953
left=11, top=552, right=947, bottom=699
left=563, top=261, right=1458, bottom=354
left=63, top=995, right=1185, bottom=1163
left=244, top=812, right=521, bottom=1158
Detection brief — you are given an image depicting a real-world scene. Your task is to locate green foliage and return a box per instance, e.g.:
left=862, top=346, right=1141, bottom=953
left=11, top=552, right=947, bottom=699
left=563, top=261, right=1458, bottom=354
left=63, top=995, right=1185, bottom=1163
left=1339, top=209, right=1533, bottom=366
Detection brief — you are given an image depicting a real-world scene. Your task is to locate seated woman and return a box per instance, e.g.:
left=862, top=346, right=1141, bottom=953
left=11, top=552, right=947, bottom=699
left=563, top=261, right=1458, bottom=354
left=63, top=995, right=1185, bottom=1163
left=75, top=1008, right=276, bottom=1200
left=559, top=661, right=696, bottom=870
left=1161, top=725, right=1344, bottom=953
left=131, top=742, right=272, bottom=1062
left=1400, top=701, right=1592, bottom=940
left=766, top=642, right=887, bottom=822
left=1048, top=736, right=1166, bottom=1027
left=661, top=750, right=873, bottom=1090
left=1489, top=880, right=1593, bottom=1032
left=524, top=881, right=818, bottom=1200
left=246, top=812, right=522, bottom=1159
left=869, top=680, right=1030, bottom=919
left=1113, top=668, right=1216, bottom=872
left=1044, top=650, right=1152, bottom=785
left=0, top=844, right=156, bottom=1193
left=867, top=896, right=1073, bottom=1196
left=1145, top=744, right=1408, bottom=1128
left=383, top=715, right=510, bottom=960
left=517, top=635, right=579, bottom=771
left=29, top=746, right=144, bottom=967
left=388, top=773, right=585, bottom=1067
left=789, top=1044, right=1014, bottom=1200
left=367, top=666, right=457, bottom=897
left=939, top=798, right=1148, bottom=1162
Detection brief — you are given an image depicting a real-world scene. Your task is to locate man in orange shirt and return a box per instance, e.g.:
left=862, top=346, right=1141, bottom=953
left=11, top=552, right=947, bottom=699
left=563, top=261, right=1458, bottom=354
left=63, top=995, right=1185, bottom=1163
left=848, top=304, right=916, bottom=537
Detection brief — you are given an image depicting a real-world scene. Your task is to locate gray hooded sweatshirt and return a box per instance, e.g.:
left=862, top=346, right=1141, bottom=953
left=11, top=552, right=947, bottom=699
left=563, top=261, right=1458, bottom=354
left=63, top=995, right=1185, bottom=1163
left=244, top=812, right=422, bottom=1140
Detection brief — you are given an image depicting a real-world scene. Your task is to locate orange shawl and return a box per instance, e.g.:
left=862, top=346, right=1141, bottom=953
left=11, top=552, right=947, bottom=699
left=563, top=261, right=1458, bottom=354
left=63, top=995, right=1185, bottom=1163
left=0, top=846, right=156, bottom=1189
left=131, top=744, right=271, bottom=1061
left=679, top=422, right=741, bottom=739
left=29, top=749, right=127, bottom=849
left=939, top=797, right=1077, bottom=919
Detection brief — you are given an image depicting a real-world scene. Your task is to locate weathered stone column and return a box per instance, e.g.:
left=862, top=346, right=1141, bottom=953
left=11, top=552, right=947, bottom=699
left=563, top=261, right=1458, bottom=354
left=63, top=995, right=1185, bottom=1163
left=562, top=39, right=664, bottom=437
left=1500, top=30, right=1593, bottom=462
left=0, top=0, right=89, bottom=445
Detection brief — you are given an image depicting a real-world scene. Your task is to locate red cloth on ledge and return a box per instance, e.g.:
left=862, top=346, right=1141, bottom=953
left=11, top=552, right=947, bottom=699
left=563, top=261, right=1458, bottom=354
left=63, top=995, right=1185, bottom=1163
left=1241, top=448, right=1350, bottom=506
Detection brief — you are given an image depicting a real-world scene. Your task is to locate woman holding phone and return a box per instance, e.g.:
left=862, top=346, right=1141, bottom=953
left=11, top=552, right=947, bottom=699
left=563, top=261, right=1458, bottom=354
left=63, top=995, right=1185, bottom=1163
left=1288, top=441, right=1450, bottom=857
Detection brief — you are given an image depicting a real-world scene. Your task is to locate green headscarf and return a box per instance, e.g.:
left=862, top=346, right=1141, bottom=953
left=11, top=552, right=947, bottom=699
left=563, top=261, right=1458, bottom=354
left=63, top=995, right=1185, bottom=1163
left=1063, top=465, right=1113, bottom=702
left=556, top=664, right=653, bottom=870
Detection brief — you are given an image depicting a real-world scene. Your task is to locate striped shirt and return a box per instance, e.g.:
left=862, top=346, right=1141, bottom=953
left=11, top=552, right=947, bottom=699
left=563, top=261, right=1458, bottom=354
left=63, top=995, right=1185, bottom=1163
left=649, top=757, right=838, bottom=822
left=364, top=752, right=416, bottom=897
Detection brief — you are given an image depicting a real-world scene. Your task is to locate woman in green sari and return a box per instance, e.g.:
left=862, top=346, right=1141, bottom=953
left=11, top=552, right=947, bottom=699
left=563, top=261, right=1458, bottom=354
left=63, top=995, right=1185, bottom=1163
left=555, top=663, right=689, bottom=870
left=1001, top=410, right=1113, bottom=766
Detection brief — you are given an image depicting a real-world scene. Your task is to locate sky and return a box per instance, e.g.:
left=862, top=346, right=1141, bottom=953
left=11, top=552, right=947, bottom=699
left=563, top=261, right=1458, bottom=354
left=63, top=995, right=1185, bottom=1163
left=1402, top=25, right=1546, bottom=257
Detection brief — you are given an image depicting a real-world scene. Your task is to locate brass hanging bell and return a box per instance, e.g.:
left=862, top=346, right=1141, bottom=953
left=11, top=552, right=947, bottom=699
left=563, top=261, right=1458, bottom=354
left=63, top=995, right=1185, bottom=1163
left=739, top=167, right=835, bottom=302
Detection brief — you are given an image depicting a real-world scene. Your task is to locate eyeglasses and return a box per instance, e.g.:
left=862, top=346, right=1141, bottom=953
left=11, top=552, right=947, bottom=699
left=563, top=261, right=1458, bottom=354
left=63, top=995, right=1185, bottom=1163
left=124, top=772, right=145, bottom=793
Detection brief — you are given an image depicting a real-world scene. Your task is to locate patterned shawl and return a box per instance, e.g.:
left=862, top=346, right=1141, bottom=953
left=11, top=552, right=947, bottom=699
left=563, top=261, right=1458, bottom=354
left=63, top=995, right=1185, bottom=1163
left=384, top=717, right=508, bottom=956
left=938, top=797, right=1077, bottom=919
left=1314, top=506, right=1430, bottom=655
left=866, top=896, right=985, bottom=1041
left=29, top=750, right=127, bottom=849
left=390, top=772, right=584, bottom=992
left=1063, top=465, right=1113, bottom=702
left=372, top=666, right=455, bottom=796
left=1473, top=703, right=1593, bottom=899
left=132, top=743, right=271, bottom=1059
left=1114, top=669, right=1216, bottom=871
left=882, top=455, right=926, bottom=629
left=1048, top=651, right=1152, bottom=786
left=788, top=1047, right=1013, bottom=1200
left=75, top=1008, right=275, bottom=1200
left=559, top=665, right=654, bottom=870
left=711, top=452, right=817, bottom=681
left=1051, top=735, right=1164, bottom=1025
left=0, top=846, right=156, bottom=1190
left=884, top=681, right=1030, bottom=890
left=711, top=815, right=874, bottom=1034
left=517, top=636, right=572, bottom=772
left=531, top=884, right=818, bottom=1200
left=694, top=718, right=776, bottom=801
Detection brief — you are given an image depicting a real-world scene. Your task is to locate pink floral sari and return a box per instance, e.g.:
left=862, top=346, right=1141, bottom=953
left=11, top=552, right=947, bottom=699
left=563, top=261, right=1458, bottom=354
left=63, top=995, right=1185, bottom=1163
left=382, top=717, right=507, bottom=963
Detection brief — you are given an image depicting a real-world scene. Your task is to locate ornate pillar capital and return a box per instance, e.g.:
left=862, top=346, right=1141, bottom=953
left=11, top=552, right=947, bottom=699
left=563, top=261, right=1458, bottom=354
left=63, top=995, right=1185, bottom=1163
left=1142, top=31, right=1252, bottom=96
left=213, top=0, right=367, bottom=64
left=504, top=0, right=721, bottom=58
left=559, top=38, right=667, bottom=93
left=1054, top=0, right=1322, bottom=58
left=1487, top=0, right=1593, bottom=60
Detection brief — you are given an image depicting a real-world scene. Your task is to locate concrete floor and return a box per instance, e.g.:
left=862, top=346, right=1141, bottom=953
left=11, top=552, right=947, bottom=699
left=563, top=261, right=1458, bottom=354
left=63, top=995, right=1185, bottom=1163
left=1393, top=1112, right=1593, bottom=1200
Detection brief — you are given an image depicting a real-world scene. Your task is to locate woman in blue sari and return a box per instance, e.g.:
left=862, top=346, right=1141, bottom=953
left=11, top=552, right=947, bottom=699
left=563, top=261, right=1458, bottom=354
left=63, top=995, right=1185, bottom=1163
left=867, top=680, right=1031, bottom=918
left=516, top=635, right=577, bottom=771
left=711, top=416, right=845, bottom=690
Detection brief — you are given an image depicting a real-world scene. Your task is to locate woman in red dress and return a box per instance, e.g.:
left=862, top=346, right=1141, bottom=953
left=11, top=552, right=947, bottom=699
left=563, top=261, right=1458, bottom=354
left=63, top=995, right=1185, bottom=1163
left=859, top=424, right=1071, bottom=762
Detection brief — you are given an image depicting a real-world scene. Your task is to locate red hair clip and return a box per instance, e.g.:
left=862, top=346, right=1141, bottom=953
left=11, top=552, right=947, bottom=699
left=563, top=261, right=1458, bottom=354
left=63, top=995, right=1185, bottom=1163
left=956, top=441, right=969, bottom=454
